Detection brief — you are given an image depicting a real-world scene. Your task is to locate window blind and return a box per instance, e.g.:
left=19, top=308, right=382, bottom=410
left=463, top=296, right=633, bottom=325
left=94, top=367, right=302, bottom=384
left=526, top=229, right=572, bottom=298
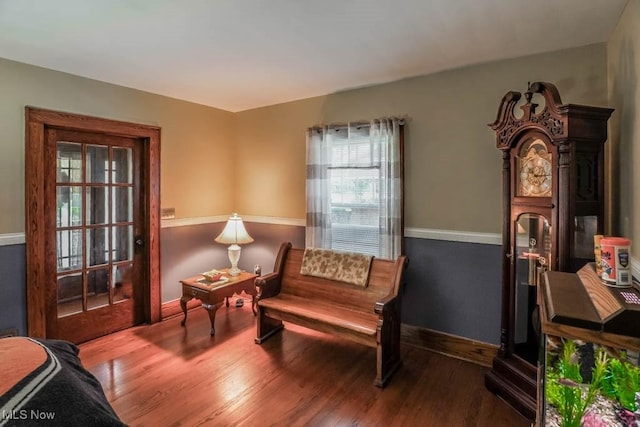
left=328, top=126, right=381, bottom=256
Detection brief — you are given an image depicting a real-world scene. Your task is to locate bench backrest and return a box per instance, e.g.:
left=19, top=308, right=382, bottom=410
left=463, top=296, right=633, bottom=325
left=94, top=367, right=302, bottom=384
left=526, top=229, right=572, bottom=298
left=277, top=245, right=406, bottom=313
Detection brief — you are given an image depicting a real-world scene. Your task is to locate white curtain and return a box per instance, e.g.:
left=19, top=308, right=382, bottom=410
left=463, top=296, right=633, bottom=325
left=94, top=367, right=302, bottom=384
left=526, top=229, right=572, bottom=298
left=305, top=126, right=332, bottom=249
left=372, top=118, right=402, bottom=259
left=305, top=118, right=403, bottom=259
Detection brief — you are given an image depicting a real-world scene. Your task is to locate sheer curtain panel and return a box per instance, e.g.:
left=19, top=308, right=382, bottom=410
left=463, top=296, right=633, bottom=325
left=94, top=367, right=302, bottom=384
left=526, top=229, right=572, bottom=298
left=305, top=118, right=404, bottom=259
left=305, top=126, right=332, bottom=249
left=373, top=118, right=403, bottom=259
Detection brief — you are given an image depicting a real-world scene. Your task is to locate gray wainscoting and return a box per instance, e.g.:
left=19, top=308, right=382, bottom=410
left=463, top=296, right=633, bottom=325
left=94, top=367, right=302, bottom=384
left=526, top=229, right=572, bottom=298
left=402, top=237, right=502, bottom=345
left=160, top=222, right=230, bottom=303
left=0, top=225, right=501, bottom=345
left=0, top=244, right=26, bottom=335
left=238, top=221, right=306, bottom=274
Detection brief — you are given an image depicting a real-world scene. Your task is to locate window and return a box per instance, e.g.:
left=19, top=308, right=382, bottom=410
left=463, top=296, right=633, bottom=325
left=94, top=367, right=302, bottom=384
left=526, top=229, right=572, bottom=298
left=306, top=119, right=403, bottom=258
left=329, top=127, right=380, bottom=255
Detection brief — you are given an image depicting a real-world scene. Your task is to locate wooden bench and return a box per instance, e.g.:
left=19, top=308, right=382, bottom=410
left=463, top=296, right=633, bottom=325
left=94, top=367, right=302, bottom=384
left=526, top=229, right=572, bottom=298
left=254, top=242, right=408, bottom=387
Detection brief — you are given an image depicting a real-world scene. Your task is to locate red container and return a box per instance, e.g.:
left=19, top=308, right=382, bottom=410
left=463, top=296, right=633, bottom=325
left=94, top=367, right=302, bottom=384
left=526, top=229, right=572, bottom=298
left=600, top=237, right=631, bottom=286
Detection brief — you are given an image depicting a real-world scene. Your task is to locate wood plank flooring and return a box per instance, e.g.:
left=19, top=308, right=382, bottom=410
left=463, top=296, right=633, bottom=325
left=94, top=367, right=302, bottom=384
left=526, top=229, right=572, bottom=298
left=78, top=302, right=529, bottom=426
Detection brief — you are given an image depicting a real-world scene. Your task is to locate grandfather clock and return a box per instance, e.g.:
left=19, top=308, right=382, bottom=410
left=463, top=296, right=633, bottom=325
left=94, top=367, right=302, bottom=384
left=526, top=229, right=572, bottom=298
left=484, top=82, right=613, bottom=420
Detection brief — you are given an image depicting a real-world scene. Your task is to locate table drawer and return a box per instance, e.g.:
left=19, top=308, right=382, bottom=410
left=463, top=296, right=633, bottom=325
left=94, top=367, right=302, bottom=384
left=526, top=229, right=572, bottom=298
left=184, top=285, right=210, bottom=301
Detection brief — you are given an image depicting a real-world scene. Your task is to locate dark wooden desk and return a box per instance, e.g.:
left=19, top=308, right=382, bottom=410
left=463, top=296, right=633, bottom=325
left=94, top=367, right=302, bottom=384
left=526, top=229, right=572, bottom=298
left=180, top=270, right=257, bottom=336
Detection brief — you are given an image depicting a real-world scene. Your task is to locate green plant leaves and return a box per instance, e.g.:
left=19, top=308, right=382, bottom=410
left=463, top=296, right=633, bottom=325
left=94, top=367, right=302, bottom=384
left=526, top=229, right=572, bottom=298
left=601, top=354, right=640, bottom=411
left=545, top=340, right=611, bottom=427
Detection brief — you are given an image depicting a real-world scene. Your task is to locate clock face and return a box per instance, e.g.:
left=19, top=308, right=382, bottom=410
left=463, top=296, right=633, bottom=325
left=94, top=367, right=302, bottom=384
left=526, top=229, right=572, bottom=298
left=517, top=139, right=552, bottom=197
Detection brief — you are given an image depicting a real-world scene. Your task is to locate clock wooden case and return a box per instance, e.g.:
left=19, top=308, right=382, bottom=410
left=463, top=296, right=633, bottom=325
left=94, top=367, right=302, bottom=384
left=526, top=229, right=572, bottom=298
left=484, top=82, right=613, bottom=420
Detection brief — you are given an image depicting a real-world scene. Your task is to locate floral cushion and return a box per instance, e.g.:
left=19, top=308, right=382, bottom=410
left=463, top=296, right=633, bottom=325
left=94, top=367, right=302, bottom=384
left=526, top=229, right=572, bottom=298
left=300, top=248, right=373, bottom=287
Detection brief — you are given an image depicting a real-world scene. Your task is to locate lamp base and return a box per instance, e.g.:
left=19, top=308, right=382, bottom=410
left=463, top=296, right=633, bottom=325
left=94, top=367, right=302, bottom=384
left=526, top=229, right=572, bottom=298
left=227, top=244, right=242, bottom=276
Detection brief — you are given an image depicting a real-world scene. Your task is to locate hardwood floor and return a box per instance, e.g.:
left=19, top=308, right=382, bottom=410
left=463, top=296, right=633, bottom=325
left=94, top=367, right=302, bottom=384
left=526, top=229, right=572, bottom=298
left=78, top=302, right=529, bottom=426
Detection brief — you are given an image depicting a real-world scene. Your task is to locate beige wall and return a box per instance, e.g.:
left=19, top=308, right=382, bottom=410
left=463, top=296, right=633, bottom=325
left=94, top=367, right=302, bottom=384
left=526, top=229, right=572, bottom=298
left=608, top=0, right=640, bottom=259
left=0, top=58, right=235, bottom=234
left=234, top=44, right=609, bottom=233
left=1, top=43, right=611, bottom=236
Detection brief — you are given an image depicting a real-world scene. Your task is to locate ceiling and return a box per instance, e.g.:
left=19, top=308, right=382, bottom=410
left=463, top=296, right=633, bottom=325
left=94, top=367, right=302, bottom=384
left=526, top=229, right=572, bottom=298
left=0, top=0, right=628, bottom=112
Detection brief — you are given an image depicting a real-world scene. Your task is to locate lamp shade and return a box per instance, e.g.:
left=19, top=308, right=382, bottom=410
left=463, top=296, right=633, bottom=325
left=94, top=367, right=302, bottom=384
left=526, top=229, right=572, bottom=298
left=215, top=213, right=254, bottom=245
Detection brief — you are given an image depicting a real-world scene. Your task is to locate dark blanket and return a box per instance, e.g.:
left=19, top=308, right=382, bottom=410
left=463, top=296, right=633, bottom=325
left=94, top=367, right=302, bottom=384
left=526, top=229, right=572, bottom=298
left=0, top=337, right=126, bottom=426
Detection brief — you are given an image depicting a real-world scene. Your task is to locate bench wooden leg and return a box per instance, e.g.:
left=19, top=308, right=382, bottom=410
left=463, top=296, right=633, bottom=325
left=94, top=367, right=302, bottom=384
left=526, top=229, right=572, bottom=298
left=255, top=310, right=284, bottom=344
left=375, top=310, right=402, bottom=388
left=375, top=346, right=402, bottom=388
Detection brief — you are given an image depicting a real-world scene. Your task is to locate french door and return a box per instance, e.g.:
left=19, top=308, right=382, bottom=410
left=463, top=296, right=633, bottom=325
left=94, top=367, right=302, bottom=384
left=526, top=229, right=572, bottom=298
left=49, top=129, right=144, bottom=343
left=25, top=108, right=161, bottom=343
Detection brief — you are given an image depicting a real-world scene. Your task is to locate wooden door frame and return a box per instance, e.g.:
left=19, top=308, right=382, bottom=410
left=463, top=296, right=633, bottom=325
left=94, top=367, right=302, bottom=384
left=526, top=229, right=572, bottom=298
left=25, top=107, right=161, bottom=338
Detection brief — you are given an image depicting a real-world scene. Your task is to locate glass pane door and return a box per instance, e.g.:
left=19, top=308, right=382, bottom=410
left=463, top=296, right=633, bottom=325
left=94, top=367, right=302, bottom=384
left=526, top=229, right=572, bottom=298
left=513, top=213, right=551, bottom=364
left=56, top=141, right=134, bottom=317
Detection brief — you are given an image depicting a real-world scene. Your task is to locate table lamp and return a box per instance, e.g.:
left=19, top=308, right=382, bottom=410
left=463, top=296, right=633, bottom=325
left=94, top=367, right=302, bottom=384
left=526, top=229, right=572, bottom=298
left=215, top=213, right=254, bottom=276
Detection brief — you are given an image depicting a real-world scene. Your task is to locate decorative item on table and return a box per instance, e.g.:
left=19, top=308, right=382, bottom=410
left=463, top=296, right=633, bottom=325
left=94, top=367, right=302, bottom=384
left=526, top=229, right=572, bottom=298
left=202, top=269, right=225, bottom=282
left=214, top=213, right=254, bottom=276
left=600, top=237, right=632, bottom=287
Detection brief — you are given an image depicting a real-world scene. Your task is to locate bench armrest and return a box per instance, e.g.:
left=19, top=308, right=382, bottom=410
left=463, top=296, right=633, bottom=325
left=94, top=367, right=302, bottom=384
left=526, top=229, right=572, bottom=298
left=374, top=293, right=398, bottom=316
left=374, top=255, right=407, bottom=316
left=254, top=272, right=282, bottom=301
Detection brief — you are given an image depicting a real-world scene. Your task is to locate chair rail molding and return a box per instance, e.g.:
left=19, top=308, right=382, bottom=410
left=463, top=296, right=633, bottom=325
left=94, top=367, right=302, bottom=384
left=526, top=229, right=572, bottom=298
left=404, top=227, right=501, bottom=245
left=160, top=215, right=501, bottom=245
left=0, top=233, right=26, bottom=246
left=242, top=215, right=306, bottom=227
left=160, top=215, right=306, bottom=228
left=161, top=215, right=229, bottom=228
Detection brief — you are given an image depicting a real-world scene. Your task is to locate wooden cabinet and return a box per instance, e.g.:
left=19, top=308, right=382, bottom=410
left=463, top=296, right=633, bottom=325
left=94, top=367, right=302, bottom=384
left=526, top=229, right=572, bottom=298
left=485, top=82, right=613, bottom=420
left=539, top=265, right=640, bottom=425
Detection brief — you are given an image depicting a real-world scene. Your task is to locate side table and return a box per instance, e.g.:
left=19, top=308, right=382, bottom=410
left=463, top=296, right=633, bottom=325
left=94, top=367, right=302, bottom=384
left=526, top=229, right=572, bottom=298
left=180, top=270, right=257, bottom=336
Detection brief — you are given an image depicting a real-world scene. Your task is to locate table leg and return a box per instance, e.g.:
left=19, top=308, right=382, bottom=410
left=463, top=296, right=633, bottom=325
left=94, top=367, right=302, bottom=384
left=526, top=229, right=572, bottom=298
left=202, top=302, right=222, bottom=336
left=251, top=294, right=257, bottom=316
left=180, top=296, right=192, bottom=326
